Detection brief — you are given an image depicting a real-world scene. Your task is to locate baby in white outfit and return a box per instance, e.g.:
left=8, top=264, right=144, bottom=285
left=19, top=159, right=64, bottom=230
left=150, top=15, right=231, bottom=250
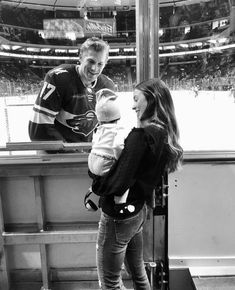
left=88, top=89, right=129, bottom=205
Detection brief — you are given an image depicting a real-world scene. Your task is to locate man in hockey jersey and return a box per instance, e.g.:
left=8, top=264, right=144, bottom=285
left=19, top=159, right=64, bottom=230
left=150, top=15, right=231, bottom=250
left=28, top=37, right=115, bottom=143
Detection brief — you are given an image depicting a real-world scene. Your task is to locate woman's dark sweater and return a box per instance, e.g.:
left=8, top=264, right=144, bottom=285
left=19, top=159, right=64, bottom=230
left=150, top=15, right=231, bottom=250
left=90, top=125, right=168, bottom=219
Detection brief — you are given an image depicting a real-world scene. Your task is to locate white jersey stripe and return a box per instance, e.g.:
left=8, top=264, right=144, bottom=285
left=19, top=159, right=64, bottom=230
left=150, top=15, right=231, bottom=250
left=30, top=111, right=55, bottom=124
left=33, top=104, right=58, bottom=117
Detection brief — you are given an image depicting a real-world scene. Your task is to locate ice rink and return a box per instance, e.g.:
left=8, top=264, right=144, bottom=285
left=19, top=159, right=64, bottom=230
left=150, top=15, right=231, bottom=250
left=1, top=90, right=235, bottom=151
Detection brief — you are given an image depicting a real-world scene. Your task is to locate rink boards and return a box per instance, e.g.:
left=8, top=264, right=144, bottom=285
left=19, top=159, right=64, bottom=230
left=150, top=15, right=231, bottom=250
left=0, top=149, right=235, bottom=289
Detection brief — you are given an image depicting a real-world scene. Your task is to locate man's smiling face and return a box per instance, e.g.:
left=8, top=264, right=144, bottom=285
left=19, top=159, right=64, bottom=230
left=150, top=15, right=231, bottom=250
left=79, top=48, right=108, bottom=85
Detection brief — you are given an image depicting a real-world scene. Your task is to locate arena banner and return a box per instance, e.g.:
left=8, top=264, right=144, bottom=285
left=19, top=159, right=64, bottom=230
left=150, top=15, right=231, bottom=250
left=40, top=18, right=116, bottom=40
left=84, top=18, right=116, bottom=36
left=85, top=0, right=123, bottom=6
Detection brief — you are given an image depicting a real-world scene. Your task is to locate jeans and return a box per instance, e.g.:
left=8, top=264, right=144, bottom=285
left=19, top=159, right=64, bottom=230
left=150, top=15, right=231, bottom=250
left=96, top=204, right=151, bottom=290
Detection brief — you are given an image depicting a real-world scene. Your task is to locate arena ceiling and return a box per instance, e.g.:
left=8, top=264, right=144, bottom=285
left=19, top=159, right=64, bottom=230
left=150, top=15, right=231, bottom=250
left=1, top=0, right=202, bottom=10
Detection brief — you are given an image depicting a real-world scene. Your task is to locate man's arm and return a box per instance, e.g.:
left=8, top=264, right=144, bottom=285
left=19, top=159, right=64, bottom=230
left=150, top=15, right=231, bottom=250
left=28, top=71, right=65, bottom=141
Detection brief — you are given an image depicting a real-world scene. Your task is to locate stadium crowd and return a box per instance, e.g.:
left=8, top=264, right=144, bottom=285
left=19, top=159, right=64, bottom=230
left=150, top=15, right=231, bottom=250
left=0, top=51, right=234, bottom=96
left=0, top=0, right=234, bottom=96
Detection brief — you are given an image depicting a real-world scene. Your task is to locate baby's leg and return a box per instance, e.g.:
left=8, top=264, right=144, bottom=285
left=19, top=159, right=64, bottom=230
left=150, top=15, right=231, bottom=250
left=89, top=152, right=115, bottom=176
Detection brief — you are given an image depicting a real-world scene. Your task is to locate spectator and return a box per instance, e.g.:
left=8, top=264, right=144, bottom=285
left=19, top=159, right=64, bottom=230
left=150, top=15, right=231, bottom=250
left=89, top=78, right=183, bottom=289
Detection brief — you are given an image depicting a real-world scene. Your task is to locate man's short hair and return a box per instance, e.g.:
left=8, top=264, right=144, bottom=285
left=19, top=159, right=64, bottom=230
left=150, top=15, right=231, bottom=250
left=79, top=37, right=110, bottom=58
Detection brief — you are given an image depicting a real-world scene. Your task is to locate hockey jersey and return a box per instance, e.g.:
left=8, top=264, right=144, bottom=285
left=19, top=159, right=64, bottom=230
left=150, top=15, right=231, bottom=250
left=28, top=64, right=115, bottom=142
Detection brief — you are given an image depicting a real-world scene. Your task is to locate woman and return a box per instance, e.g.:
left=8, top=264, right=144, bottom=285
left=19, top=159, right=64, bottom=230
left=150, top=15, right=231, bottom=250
left=90, top=78, right=183, bottom=289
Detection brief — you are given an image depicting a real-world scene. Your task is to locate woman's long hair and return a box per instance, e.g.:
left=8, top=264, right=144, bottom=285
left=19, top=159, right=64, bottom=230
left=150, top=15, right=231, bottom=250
left=135, top=78, right=183, bottom=172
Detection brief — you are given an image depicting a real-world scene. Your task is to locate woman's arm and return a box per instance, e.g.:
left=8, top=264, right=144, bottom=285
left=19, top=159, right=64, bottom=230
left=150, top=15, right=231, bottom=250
left=91, top=129, right=147, bottom=197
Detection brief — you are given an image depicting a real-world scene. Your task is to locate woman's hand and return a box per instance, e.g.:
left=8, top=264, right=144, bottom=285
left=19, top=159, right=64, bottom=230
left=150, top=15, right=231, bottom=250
left=114, top=190, right=129, bottom=204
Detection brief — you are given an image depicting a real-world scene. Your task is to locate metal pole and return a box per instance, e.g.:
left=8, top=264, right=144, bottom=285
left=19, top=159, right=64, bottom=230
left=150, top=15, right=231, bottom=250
left=136, top=0, right=150, bottom=83
left=149, top=0, right=160, bottom=78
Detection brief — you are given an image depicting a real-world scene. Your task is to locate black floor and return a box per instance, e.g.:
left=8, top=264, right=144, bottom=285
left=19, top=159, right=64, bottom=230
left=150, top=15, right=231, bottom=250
left=169, top=268, right=197, bottom=290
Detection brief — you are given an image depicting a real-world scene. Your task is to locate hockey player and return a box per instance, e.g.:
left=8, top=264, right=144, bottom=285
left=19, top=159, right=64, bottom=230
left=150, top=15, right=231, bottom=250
left=28, top=37, right=115, bottom=143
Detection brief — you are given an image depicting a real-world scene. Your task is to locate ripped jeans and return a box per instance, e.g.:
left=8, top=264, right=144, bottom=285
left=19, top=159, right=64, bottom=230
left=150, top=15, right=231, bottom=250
left=96, top=204, right=151, bottom=290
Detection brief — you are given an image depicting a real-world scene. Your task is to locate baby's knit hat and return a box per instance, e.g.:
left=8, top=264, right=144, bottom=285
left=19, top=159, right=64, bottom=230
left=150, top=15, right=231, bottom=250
left=95, top=89, right=121, bottom=122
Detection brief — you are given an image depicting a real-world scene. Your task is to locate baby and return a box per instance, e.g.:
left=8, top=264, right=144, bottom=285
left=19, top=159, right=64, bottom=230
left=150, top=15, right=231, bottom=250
left=85, top=89, right=129, bottom=211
